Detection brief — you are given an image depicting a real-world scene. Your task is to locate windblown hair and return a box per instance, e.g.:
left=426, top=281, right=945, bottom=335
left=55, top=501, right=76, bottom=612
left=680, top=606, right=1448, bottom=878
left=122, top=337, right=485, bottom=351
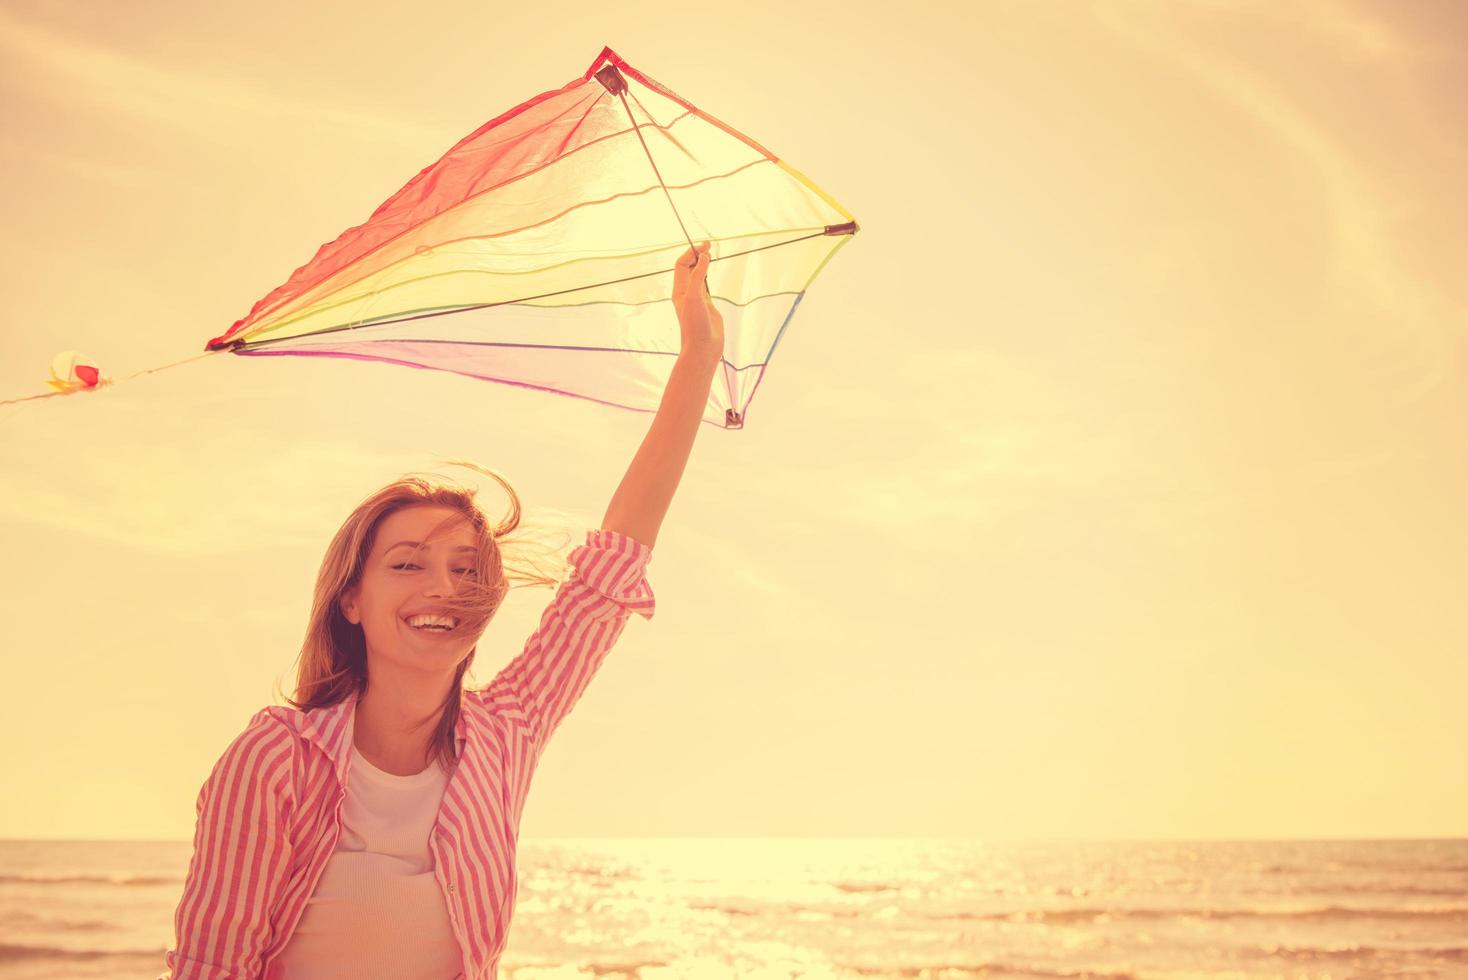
left=275, top=460, right=570, bottom=774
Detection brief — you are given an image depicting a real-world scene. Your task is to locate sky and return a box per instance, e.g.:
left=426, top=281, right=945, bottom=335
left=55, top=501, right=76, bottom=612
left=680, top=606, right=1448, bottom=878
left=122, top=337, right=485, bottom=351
left=0, top=0, right=1464, bottom=842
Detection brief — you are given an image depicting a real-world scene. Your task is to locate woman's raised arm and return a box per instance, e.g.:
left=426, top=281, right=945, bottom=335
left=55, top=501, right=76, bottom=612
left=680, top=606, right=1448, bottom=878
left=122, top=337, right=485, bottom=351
left=601, top=242, right=723, bottom=550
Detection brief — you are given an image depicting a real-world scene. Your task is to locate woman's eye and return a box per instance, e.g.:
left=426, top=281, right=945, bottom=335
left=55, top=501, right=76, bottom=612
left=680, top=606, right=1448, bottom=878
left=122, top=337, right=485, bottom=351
left=392, top=563, right=475, bottom=576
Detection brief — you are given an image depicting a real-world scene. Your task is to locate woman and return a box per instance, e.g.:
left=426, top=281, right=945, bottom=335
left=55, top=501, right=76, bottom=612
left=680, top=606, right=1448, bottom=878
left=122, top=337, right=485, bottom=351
left=160, top=242, right=723, bottom=980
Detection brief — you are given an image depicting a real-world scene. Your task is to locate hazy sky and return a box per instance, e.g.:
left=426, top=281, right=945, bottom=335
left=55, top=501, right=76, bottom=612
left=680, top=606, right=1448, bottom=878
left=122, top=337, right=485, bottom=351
left=1, top=0, right=1464, bottom=842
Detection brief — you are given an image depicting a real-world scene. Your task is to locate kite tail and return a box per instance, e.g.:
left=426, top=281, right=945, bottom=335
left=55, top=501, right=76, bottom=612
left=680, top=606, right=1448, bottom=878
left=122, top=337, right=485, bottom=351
left=0, top=350, right=220, bottom=408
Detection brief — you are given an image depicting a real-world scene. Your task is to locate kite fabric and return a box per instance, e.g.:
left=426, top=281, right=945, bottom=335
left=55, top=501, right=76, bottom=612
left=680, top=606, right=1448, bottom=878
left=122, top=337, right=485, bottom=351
left=204, top=46, right=859, bottom=429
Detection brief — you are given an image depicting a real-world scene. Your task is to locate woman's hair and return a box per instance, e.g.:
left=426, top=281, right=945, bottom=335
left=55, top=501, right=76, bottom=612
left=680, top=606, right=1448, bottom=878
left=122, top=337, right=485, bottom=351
left=274, top=460, right=570, bottom=774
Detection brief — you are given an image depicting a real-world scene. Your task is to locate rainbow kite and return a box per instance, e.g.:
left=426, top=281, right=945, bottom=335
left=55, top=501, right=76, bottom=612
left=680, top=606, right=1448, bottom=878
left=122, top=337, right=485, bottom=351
left=203, top=46, right=859, bottom=428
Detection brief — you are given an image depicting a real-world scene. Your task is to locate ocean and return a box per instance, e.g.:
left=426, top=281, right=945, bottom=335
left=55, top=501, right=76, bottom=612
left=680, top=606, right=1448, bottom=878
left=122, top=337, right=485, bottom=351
left=1, top=837, right=1464, bottom=979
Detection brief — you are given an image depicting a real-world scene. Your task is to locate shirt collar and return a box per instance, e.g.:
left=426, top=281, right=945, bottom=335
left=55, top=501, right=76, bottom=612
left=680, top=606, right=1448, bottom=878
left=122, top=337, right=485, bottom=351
left=296, top=686, right=471, bottom=785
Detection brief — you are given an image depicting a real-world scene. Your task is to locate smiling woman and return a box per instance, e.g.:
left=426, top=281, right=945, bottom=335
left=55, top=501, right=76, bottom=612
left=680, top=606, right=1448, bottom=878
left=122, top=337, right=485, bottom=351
left=159, top=462, right=664, bottom=980
left=160, top=253, right=713, bottom=980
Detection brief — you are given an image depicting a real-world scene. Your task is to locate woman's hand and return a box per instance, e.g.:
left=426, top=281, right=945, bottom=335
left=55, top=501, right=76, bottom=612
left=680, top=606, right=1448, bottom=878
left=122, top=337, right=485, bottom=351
left=672, top=241, right=724, bottom=364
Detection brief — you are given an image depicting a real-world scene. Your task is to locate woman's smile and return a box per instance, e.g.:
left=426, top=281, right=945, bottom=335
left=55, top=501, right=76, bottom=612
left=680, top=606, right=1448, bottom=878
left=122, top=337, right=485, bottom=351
left=401, top=616, right=459, bottom=638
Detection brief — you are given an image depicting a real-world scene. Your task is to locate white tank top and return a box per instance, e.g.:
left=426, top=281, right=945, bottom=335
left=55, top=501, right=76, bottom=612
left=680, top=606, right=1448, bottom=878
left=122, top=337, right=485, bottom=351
left=274, top=743, right=462, bottom=979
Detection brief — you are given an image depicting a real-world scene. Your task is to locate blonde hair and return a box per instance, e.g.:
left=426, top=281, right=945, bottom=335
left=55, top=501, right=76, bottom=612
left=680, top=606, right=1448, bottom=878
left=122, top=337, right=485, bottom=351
left=275, top=460, right=569, bottom=774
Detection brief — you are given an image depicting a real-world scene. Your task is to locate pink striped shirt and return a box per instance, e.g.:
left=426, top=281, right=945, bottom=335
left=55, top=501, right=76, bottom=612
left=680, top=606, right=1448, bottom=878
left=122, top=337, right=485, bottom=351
left=159, top=528, right=655, bottom=980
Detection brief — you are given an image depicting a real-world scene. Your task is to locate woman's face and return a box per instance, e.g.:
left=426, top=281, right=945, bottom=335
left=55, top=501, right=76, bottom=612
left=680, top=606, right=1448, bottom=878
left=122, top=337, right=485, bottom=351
left=340, top=504, right=482, bottom=674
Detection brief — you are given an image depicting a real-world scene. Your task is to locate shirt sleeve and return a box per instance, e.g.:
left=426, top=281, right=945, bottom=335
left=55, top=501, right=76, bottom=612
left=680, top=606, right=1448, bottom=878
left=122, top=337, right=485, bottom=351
left=478, top=527, right=655, bottom=761
left=159, top=708, right=295, bottom=980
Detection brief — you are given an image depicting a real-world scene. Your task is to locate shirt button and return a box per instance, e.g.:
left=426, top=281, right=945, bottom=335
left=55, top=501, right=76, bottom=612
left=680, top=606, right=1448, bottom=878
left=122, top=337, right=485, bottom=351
left=448, top=882, right=456, bottom=893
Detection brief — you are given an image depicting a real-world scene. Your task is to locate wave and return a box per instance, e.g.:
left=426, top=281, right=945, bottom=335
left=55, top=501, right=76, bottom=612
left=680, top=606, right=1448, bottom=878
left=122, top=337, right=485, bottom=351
left=1361, top=862, right=1468, bottom=874
left=0, top=943, right=162, bottom=964
left=1321, top=882, right=1468, bottom=899
left=932, top=904, right=1468, bottom=925
left=836, top=959, right=1136, bottom=980
left=687, top=901, right=761, bottom=917
left=0, top=910, right=114, bottom=932
left=1252, top=944, right=1468, bottom=962
left=0, top=871, right=179, bottom=886
left=563, top=865, right=636, bottom=881
left=584, top=956, right=672, bottom=974
left=1258, top=860, right=1468, bottom=875
left=833, top=881, right=900, bottom=894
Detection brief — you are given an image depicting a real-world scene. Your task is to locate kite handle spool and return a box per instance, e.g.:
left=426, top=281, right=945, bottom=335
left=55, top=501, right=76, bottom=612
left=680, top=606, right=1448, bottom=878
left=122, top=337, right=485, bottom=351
left=594, top=65, right=628, bottom=96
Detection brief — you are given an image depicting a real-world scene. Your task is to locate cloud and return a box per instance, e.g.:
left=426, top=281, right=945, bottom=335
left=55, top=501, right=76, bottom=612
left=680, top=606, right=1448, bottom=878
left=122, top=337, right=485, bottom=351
left=1293, top=0, right=1433, bottom=66
left=0, top=134, right=152, bottom=189
left=0, top=393, right=407, bottom=556
left=1093, top=0, right=1459, bottom=405
left=0, top=7, right=445, bottom=150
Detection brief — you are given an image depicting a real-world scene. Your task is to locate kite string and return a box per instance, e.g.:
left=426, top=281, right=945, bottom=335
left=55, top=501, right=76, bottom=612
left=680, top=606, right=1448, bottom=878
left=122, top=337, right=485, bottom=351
left=0, top=349, right=219, bottom=407
left=615, top=89, right=699, bottom=266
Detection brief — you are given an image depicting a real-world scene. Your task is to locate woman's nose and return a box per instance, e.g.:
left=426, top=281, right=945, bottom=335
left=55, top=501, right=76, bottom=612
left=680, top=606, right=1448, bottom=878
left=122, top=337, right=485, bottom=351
left=426, top=565, right=458, bottom=595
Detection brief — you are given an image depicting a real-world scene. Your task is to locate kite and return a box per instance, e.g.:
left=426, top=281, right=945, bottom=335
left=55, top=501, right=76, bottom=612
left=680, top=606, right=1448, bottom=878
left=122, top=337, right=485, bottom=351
left=204, top=47, right=858, bottom=428
left=6, top=48, right=859, bottom=425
